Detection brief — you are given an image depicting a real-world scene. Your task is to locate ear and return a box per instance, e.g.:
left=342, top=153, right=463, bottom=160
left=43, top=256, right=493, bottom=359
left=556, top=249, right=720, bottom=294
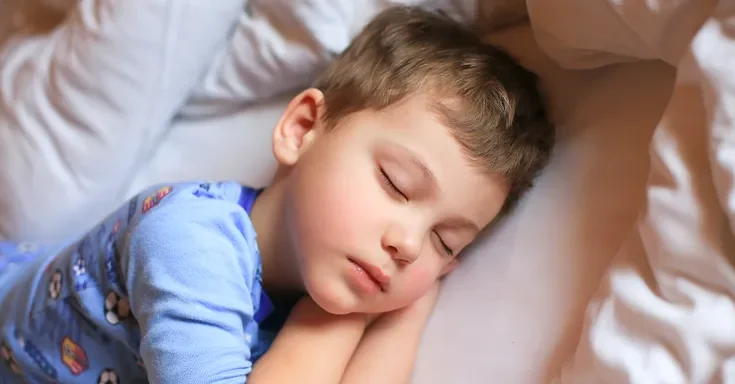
left=272, top=88, right=325, bottom=166
left=439, top=258, right=459, bottom=277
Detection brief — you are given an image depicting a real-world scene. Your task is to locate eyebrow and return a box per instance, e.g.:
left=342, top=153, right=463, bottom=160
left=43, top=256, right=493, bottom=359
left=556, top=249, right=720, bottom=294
left=388, top=143, right=438, bottom=191
left=387, top=143, right=481, bottom=232
left=443, top=216, right=480, bottom=233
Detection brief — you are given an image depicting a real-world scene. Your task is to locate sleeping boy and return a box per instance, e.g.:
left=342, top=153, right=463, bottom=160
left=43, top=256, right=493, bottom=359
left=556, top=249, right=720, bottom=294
left=0, top=6, right=554, bottom=384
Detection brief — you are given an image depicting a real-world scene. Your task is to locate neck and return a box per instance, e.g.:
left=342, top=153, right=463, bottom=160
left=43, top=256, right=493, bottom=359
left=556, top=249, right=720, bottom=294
left=249, top=177, right=305, bottom=297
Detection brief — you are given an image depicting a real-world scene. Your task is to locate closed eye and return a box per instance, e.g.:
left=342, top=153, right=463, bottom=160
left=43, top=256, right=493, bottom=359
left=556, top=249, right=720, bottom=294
left=434, top=231, right=454, bottom=256
left=380, top=168, right=407, bottom=201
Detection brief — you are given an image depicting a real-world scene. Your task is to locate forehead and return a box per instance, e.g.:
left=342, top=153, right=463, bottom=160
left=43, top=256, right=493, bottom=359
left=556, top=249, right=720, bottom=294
left=345, top=94, right=509, bottom=229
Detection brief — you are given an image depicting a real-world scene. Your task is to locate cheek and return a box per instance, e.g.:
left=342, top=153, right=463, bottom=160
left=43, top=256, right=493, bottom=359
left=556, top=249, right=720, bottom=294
left=288, top=149, right=382, bottom=253
left=395, top=263, right=439, bottom=302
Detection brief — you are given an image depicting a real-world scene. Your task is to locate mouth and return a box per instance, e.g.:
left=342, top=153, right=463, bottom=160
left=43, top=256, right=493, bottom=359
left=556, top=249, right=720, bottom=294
left=348, top=258, right=390, bottom=292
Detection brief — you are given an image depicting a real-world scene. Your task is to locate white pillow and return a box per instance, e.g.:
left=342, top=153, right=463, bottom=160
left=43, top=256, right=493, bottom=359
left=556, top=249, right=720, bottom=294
left=180, top=0, right=478, bottom=119
left=0, top=0, right=248, bottom=242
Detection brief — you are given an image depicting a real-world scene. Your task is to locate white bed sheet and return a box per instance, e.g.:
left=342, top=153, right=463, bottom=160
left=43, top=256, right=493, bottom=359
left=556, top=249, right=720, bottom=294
left=129, top=23, right=676, bottom=383
left=521, top=1, right=735, bottom=382
left=551, top=3, right=735, bottom=381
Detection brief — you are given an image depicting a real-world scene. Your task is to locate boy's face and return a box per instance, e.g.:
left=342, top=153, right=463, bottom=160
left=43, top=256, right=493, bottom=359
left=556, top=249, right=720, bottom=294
left=274, top=90, right=508, bottom=315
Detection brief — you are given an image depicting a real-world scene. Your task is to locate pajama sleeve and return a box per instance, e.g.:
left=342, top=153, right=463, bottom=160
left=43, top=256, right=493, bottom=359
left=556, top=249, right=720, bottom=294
left=120, top=195, right=259, bottom=384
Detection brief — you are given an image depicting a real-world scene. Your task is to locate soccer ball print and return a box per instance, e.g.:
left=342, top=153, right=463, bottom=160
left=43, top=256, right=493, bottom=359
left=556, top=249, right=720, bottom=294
left=1, top=341, right=22, bottom=375
left=48, top=270, right=63, bottom=300
left=16, top=241, right=39, bottom=254
left=104, top=291, right=131, bottom=325
left=97, top=368, right=119, bottom=384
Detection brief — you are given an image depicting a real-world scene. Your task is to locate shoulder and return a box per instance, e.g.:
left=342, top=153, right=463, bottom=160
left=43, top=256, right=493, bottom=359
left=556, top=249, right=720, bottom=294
left=132, top=181, right=247, bottom=214
left=119, top=181, right=262, bottom=282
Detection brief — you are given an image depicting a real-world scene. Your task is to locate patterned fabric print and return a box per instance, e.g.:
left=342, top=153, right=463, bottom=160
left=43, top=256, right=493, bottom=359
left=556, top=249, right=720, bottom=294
left=1, top=340, right=22, bottom=376
left=20, top=215, right=142, bottom=382
left=97, top=368, right=121, bottom=384
left=141, top=186, right=173, bottom=215
left=0, top=241, right=43, bottom=272
left=0, top=187, right=151, bottom=382
left=0, top=182, right=277, bottom=383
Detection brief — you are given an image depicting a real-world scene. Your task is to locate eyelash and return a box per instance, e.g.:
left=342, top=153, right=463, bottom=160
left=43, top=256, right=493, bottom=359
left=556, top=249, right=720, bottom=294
left=380, top=168, right=407, bottom=201
left=380, top=168, right=454, bottom=256
left=435, top=231, right=454, bottom=256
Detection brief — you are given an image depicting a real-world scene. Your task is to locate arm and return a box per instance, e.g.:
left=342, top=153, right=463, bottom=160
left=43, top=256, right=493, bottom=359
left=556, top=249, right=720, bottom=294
left=122, top=197, right=259, bottom=383
left=249, top=285, right=439, bottom=384
left=248, top=286, right=438, bottom=384
left=249, top=297, right=366, bottom=384
left=339, top=283, right=440, bottom=384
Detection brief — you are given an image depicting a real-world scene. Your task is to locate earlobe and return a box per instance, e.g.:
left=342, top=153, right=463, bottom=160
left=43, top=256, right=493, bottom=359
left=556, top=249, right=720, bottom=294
left=272, top=88, right=325, bottom=166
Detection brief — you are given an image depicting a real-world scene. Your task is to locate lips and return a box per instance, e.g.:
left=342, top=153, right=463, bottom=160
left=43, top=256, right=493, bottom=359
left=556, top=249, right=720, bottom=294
left=349, top=258, right=390, bottom=291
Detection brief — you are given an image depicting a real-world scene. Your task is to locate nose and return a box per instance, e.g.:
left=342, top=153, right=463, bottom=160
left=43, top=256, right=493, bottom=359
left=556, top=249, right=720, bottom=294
left=381, top=224, right=422, bottom=265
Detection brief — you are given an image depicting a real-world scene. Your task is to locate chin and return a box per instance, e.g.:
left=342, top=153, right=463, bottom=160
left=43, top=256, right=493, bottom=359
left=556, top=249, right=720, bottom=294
left=305, top=278, right=356, bottom=315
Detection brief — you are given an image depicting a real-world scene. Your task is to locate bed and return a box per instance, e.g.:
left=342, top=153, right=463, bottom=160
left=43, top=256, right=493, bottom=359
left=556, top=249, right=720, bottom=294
left=1, top=0, right=732, bottom=382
